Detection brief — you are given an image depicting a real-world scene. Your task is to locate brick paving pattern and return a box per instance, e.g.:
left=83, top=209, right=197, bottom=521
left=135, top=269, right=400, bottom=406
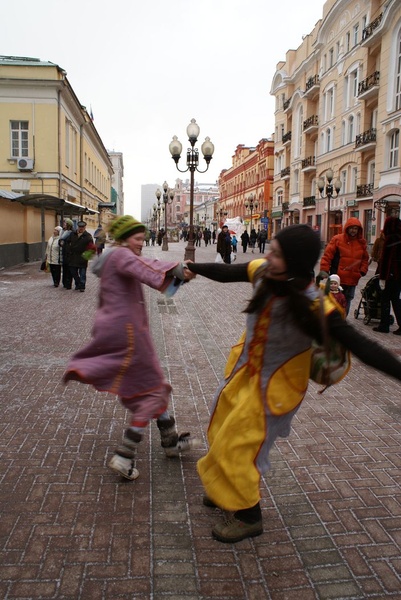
left=1, top=241, right=401, bottom=599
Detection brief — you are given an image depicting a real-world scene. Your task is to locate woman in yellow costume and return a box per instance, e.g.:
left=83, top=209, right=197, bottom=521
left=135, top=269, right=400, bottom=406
left=187, top=224, right=401, bottom=543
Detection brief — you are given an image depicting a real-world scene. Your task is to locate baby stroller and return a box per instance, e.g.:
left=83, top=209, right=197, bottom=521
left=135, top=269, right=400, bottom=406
left=354, top=274, right=394, bottom=325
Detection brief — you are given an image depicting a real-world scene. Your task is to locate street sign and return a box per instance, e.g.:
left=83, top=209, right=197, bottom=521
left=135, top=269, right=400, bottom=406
left=260, top=217, right=269, bottom=223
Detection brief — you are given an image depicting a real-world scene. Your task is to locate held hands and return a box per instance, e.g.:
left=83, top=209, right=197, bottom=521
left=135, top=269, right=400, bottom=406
left=182, top=260, right=196, bottom=282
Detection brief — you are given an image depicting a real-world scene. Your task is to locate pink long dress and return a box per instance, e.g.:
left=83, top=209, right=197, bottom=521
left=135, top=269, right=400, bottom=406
left=63, top=247, right=180, bottom=402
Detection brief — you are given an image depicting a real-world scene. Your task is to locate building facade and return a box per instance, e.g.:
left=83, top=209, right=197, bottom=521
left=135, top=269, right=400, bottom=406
left=270, top=0, right=401, bottom=244
left=0, top=56, right=115, bottom=267
left=218, top=139, right=274, bottom=237
left=109, top=151, right=124, bottom=216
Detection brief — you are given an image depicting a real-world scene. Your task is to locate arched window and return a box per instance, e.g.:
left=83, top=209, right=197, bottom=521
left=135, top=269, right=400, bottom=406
left=326, top=128, right=332, bottom=152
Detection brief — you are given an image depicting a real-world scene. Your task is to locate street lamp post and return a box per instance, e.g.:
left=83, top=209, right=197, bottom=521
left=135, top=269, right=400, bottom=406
left=245, top=193, right=258, bottom=245
left=154, top=191, right=162, bottom=234
left=317, top=169, right=341, bottom=244
left=169, top=118, right=215, bottom=261
left=158, top=181, right=175, bottom=251
left=152, top=205, right=157, bottom=233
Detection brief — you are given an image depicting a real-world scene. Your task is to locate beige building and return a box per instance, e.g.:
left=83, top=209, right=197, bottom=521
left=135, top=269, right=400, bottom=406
left=270, top=0, right=401, bottom=245
left=0, top=56, right=114, bottom=267
left=218, top=139, right=274, bottom=237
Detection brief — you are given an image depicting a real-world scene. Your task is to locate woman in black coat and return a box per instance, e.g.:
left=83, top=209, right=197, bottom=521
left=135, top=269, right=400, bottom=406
left=241, top=230, right=250, bottom=253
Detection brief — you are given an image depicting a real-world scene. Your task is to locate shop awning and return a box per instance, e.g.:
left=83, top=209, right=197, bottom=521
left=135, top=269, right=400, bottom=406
left=0, top=191, right=98, bottom=215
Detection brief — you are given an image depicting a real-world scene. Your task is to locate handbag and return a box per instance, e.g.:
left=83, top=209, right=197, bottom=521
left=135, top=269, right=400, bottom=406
left=310, top=288, right=351, bottom=393
left=40, top=260, right=46, bottom=271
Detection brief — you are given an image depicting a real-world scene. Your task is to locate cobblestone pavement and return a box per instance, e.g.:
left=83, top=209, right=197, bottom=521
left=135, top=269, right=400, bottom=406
left=1, top=240, right=401, bottom=600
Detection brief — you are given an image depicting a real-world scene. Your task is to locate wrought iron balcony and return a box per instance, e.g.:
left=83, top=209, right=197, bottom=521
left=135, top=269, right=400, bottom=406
left=362, top=13, right=383, bottom=42
left=355, top=128, right=377, bottom=150
left=282, top=131, right=292, bottom=145
left=283, top=97, right=292, bottom=111
left=303, top=115, right=319, bottom=132
left=356, top=183, right=374, bottom=198
left=358, top=71, right=380, bottom=99
left=303, top=75, right=319, bottom=99
left=303, top=196, right=316, bottom=207
left=301, top=156, right=316, bottom=171
left=282, top=202, right=289, bottom=211
left=280, top=166, right=290, bottom=179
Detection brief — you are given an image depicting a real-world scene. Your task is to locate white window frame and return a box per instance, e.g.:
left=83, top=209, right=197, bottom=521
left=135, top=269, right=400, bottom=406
left=388, top=24, right=401, bottom=113
left=353, top=23, right=359, bottom=47
left=10, top=120, right=29, bottom=158
left=389, top=130, right=399, bottom=169
left=295, top=105, right=303, bottom=158
left=352, top=167, right=358, bottom=191
left=348, top=115, right=354, bottom=144
left=396, top=30, right=401, bottom=111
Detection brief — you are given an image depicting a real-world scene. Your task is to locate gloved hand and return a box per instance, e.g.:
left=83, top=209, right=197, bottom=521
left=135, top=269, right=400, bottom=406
left=379, top=280, right=386, bottom=291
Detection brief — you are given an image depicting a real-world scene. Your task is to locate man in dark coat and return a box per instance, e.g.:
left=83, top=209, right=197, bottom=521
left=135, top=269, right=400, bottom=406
left=217, top=225, right=232, bottom=264
left=65, top=221, right=93, bottom=292
left=373, top=217, right=401, bottom=334
left=241, top=230, right=250, bottom=253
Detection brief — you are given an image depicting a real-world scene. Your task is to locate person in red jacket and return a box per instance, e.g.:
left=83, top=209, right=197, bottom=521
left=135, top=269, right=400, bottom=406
left=319, top=217, right=369, bottom=315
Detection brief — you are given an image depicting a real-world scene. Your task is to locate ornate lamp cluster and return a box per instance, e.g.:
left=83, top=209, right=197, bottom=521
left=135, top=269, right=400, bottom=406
left=169, top=119, right=215, bottom=261
left=245, top=193, right=258, bottom=234
left=155, top=181, right=175, bottom=251
left=317, top=168, right=341, bottom=244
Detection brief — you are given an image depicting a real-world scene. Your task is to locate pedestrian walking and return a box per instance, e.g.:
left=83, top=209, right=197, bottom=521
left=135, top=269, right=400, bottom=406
left=59, top=218, right=74, bottom=289
left=257, top=228, right=267, bottom=253
left=94, top=225, right=106, bottom=255
left=250, top=229, right=257, bottom=253
left=63, top=215, right=198, bottom=480
left=217, top=225, right=232, bottom=264
left=319, top=217, right=369, bottom=315
left=241, top=230, right=249, bottom=253
left=373, top=216, right=401, bottom=335
left=45, top=226, right=63, bottom=287
left=65, top=220, right=94, bottom=292
left=186, top=224, right=401, bottom=543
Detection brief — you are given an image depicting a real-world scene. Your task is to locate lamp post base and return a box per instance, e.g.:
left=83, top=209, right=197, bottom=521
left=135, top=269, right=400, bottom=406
left=162, top=235, right=168, bottom=251
left=184, top=241, right=195, bottom=262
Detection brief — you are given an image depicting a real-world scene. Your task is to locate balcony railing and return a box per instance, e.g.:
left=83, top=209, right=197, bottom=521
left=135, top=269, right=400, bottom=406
left=358, top=71, right=380, bottom=97
left=283, top=97, right=292, bottom=111
left=356, top=183, right=374, bottom=198
left=303, top=75, right=320, bottom=98
left=301, top=156, right=316, bottom=170
left=282, top=131, right=292, bottom=144
left=362, top=13, right=383, bottom=41
left=305, top=75, right=319, bottom=91
left=282, top=202, right=289, bottom=211
left=280, top=166, right=290, bottom=178
left=303, top=196, right=316, bottom=207
left=355, top=128, right=377, bottom=149
left=303, top=115, right=319, bottom=131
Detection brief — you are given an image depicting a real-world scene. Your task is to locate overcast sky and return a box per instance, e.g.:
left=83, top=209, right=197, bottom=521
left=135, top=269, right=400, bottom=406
left=3, top=0, right=326, bottom=217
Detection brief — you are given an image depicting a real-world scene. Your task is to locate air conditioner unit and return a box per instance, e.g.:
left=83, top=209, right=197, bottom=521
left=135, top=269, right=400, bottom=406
left=17, top=158, right=34, bottom=171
